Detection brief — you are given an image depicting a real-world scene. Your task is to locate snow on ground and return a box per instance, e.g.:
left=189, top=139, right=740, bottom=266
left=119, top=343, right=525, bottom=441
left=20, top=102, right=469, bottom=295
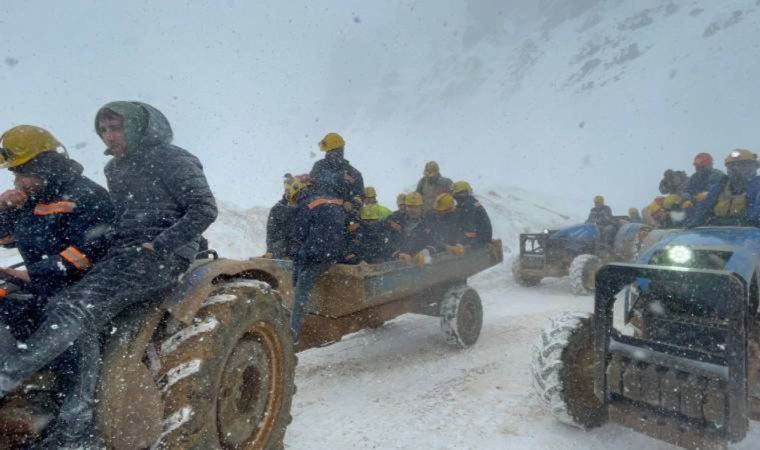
left=284, top=261, right=760, bottom=449
left=3, top=188, right=756, bottom=448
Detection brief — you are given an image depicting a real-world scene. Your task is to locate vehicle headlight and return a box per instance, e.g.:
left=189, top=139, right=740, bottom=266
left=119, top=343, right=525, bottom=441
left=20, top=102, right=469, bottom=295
left=667, top=245, right=692, bottom=264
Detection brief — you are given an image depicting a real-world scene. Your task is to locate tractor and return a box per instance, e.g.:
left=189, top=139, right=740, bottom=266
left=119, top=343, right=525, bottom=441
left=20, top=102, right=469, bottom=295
left=532, top=226, right=760, bottom=449
left=0, top=253, right=297, bottom=450
left=512, top=219, right=652, bottom=295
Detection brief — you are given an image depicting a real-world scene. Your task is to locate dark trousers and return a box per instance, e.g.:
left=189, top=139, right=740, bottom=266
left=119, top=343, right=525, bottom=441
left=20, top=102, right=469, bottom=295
left=290, top=261, right=333, bottom=340
left=0, top=246, right=189, bottom=439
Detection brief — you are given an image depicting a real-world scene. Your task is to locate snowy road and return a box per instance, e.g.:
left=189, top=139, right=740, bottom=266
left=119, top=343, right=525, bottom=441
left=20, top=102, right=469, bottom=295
left=285, top=262, right=760, bottom=449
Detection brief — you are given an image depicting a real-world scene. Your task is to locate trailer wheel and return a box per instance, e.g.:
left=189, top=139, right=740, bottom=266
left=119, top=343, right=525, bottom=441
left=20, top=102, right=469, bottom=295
left=150, top=280, right=296, bottom=450
left=531, top=312, right=606, bottom=429
left=440, top=285, right=483, bottom=348
left=511, top=258, right=542, bottom=287
left=569, top=254, right=602, bottom=296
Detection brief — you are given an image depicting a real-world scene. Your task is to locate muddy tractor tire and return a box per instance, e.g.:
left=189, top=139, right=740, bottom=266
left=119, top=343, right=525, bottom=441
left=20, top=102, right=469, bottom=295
left=531, top=312, right=606, bottom=429
left=146, top=280, right=296, bottom=449
left=440, top=285, right=483, bottom=348
left=511, top=258, right=542, bottom=287
left=569, top=254, right=602, bottom=296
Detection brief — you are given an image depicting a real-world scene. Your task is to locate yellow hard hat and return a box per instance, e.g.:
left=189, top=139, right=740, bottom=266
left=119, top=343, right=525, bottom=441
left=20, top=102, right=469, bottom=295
left=319, top=132, right=345, bottom=152
left=424, top=161, right=440, bottom=176
left=286, top=175, right=312, bottom=204
left=725, top=149, right=758, bottom=165
left=0, top=125, right=62, bottom=169
left=663, top=194, right=682, bottom=210
left=360, top=204, right=381, bottom=220
left=404, top=192, right=423, bottom=207
left=452, top=181, right=472, bottom=195
left=396, top=193, right=406, bottom=207
left=433, top=193, right=456, bottom=212
left=593, top=195, right=604, bottom=204
left=364, top=186, right=377, bottom=199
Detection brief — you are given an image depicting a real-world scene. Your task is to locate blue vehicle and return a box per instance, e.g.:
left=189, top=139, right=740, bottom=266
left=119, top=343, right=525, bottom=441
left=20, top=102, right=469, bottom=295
left=512, top=219, right=652, bottom=294
left=532, top=226, right=760, bottom=449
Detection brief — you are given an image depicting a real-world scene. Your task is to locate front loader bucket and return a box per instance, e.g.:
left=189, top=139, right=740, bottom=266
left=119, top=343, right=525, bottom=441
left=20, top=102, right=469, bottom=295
left=594, top=263, right=749, bottom=449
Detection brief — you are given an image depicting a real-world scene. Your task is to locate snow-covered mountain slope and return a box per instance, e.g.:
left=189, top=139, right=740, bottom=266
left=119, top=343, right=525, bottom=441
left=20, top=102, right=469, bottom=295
left=325, top=0, right=760, bottom=213
left=3, top=1, right=758, bottom=213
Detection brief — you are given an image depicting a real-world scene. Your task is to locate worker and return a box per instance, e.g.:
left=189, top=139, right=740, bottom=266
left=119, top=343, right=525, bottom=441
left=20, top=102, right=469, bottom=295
left=452, top=181, right=492, bottom=248
left=265, top=174, right=298, bottom=258
left=428, top=193, right=466, bottom=255
left=346, top=204, right=389, bottom=264
left=0, top=125, right=115, bottom=446
left=309, top=132, right=364, bottom=203
left=681, top=152, right=725, bottom=207
left=586, top=195, right=617, bottom=251
left=688, top=149, right=760, bottom=227
left=362, top=186, right=392, bottom=219
left=416, top=161, right=453, bottom=211
left=0, top=102, right=218, bottom=448
left=389, top=192, right=437, bottom=265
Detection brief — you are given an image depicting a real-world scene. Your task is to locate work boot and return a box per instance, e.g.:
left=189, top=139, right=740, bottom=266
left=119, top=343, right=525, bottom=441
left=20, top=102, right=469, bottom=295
left=46, top=334, right=102, bottom=450
left=38, top=427, right=105, bottom=450
left=0, top=324, right=21, bottom=398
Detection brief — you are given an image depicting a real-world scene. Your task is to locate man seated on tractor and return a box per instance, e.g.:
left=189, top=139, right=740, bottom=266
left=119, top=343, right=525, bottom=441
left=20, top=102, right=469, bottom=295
left=585, top=195, right=617, bottom=251
left=428, top=193, right=466, bottom=256
left=681, top=152, right=725, bottom=208
left=345, top=204, right=390, bottom=264
left=687, top=149, right=760, bottom=227
left=362, top=186, right=392, bottom=220
left=452, top=181, right=492, bottom=248
left=0, top=102, right=218, bottom=448
left=0, top=125, right=115, bottom=445
left=387, top=192, right=437, bottom=265
left=264, top=174, right=298, bottom=259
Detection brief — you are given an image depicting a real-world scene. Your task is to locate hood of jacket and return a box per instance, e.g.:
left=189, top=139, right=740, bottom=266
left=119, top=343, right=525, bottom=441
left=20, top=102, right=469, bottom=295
left=95, top=101, right=173, bottom=157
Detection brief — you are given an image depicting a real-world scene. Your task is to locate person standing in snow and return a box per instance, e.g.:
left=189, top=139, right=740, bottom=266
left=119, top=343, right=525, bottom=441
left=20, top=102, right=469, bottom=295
left=416, top=161, right=453, bottom=212
left=0, top=102, right=217, bottom=447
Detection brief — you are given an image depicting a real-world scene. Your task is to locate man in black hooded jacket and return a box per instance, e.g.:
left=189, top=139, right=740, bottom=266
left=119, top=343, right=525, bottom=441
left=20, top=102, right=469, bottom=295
left=0, top=102, right=218, bottom=447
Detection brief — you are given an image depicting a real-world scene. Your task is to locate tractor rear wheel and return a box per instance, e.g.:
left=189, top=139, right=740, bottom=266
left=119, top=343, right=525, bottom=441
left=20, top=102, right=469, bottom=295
left=440, top=285, right=483, bottom=348
left=569, top=254, right=602, bottom=296
left=531, top=312, right=607, bottom=429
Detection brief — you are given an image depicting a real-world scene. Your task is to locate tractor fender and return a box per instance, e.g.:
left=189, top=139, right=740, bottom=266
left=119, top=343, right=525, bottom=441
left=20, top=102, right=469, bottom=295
left=162, top=258, right=294, bottom=325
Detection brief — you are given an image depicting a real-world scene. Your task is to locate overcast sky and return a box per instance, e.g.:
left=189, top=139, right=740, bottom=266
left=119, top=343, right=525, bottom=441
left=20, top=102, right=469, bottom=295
left=1, top=0, right=758, bottom=212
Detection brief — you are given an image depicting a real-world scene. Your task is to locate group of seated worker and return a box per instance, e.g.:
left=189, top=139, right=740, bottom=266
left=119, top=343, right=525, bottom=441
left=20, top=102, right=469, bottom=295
left=263, top=132, right=493, bottom=342
left=265, top=168, right=494, bottom=267
left=590, top=149, right=760, bottom=233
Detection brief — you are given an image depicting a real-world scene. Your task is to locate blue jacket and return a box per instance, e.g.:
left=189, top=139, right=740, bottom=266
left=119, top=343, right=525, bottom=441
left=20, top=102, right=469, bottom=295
left=0, top=157, right=115, bottom=298
left=687, top=175, right=760, bottom=227
left=290, top=190, right=348, bottom=265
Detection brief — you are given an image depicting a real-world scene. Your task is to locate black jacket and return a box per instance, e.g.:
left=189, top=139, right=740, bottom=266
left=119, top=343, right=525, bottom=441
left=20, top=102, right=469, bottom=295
left=266, top=197, right=296, bottom=258
left=99, top=102, right=218, bottom=261
left=309, top=151, right=364, bottom=202
left=388, top=213, right=436, bottom=256
left=682, top=167, right=725, bottom=200
left=0, top=156, right=114, bottom=298
left=347, top=220, right=389, bottom=263
left=456, top=194, right=493, bottom=247
left=290, top=190, right=348, bottom=265
left=586, top=205, right=614, bottom=226
left=428, top=211, right=462, bottom=251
